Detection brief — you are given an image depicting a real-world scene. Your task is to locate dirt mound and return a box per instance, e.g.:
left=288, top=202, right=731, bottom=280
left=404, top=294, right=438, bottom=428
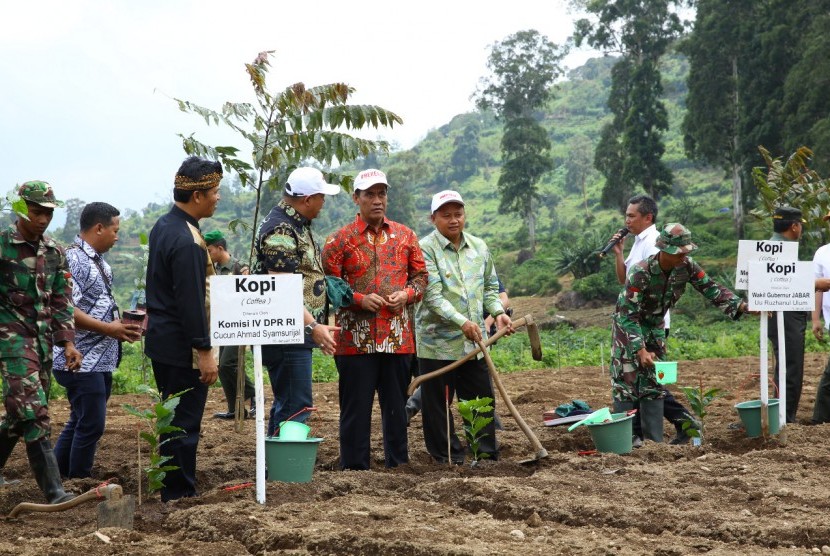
left=2, top=353, right=830, bottom=554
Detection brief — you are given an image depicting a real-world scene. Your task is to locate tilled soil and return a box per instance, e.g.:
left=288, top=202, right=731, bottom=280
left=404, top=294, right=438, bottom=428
left=2, top=351, right=830, bottom=555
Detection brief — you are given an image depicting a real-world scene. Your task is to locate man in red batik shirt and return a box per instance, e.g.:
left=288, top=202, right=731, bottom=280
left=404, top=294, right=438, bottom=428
left=322, top=168, right=427, bottom=470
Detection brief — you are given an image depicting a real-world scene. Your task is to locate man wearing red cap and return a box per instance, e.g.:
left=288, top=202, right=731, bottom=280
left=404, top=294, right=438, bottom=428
left=322, top=168, right=427, bottom=470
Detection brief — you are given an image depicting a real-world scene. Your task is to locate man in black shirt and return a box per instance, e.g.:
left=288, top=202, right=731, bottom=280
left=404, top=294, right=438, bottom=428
left=145, top=156, right=220, bottom=501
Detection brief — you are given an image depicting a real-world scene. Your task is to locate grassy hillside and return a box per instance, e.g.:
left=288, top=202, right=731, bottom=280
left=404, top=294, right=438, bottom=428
left=53, top=52, right=761, bottom=309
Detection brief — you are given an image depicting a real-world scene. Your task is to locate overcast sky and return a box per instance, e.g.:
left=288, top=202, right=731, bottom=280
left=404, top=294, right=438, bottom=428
left=1, top=0, right=597, bottom=225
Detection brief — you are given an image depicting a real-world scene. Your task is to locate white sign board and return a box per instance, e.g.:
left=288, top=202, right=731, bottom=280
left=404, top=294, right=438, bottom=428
left=735, top=240, right=799, bottom=290
left=747, top=261, right=814, bottom=311
left=209, top=274, right=304, bottom=346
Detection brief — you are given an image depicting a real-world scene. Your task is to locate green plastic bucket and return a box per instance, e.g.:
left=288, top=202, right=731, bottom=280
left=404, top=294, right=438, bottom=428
left=654, top=361, right=677, bottom=385
left=264, top=437, right=322, bottom=482
left=586, top=412, right=634, bottom=454
left=734, top=399, right=779, bottom=438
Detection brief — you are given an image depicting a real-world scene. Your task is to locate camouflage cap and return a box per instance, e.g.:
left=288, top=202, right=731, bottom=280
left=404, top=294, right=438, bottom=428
left=655, top=223, right=698, bottom=255
left=17, top=180, right=64, bottom=208
left=203, top=230, right=224, bottom=245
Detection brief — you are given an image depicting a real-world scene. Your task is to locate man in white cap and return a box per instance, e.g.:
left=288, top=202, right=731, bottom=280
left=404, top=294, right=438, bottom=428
left=414, top=190, right=513, bottom=464
left=322, top=168, right=427, bottom=470
left=254, top=167, right=341, bottom=437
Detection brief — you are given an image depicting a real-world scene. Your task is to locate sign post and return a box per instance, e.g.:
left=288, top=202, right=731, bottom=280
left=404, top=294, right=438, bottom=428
left=209, top=274, right=304, bottom=504
left=746, top=257, right=813, bottom=432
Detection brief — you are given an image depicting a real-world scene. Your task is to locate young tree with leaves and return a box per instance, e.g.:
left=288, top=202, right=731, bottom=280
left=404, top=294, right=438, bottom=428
left=175, top=50, right=403, bottom=265
left=475, top=29, right=566, bottom=253
left=573, top=0, right=684, bottom=209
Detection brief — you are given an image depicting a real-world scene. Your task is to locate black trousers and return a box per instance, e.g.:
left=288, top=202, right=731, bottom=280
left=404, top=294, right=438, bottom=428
left=151, top=360, right=208, bottom=502
left=417, top=357, right=498, bottom=464
left=335, top=353, right=410, bottom=470
left=218, top=345, right=255, bottom=412
left=768, top=311, right=808, bottom=423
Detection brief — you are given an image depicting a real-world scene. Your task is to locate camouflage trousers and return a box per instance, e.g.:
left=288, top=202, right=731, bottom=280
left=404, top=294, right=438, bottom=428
left=0, top=356, right=52, bottom=442
left=610, top=339, right=666, bottom=403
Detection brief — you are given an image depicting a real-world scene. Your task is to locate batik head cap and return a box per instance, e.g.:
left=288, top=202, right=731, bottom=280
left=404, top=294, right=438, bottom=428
left=173, top=157, right=223, bottom=190
left=203, top=230, right=224, bottom=245
left=655, top=223, right=698, bottom=255
left=18, top=181, right=64, bottom=208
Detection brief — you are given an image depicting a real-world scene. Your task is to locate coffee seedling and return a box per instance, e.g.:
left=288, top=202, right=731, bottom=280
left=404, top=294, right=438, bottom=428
left=457, top=397, right=494, bottom=464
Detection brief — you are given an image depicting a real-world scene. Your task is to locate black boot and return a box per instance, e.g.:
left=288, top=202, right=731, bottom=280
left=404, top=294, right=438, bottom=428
left=613, top=400, right=642, bottom=448
left=0, top=430, right=20, bottom=486
left=26, top=439, right=75, bottom=504
left=640, top=399, right=665, bottom=443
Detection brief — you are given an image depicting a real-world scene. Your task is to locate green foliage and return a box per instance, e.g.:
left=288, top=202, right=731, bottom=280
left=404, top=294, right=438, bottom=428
left=680, top=379, right=725, bottom=442
left=176, top=51, right=402, bottom=265
left=750, top=146, right=830, bottom=243
left=475, top=29, right=566, bottom=251
left=572, top=264, right=620, bottom=303
left=123, top=386, right=190, bottom=496
left=457, top=397, right=494, bottom=463
left=508, top=257, right=562, bottom=297
left=574, top=0, right=683, bottom=206
left=1, top=190, right=27, bottom=219
left=550, top=225, right=610, bottom=279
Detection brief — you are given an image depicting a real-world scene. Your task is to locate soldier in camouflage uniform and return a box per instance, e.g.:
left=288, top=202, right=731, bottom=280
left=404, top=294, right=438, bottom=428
left=0, top=181, right=80, bottom=503
left=203, top=229, right=255, bottom=420
left=610, top=223, right=748, bottom=442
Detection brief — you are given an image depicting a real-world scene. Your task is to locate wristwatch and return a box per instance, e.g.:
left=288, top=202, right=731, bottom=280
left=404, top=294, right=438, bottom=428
left=304, top=321, right=318, bottom=335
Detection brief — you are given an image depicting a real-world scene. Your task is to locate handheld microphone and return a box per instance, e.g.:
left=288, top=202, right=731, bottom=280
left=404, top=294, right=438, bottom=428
left=598, top=228, right=630, bottom=258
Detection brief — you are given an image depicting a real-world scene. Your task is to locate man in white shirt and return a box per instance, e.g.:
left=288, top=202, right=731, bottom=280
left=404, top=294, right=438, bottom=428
left=811, top=221, right=830, bottom=423
left=608, top=194, right=695, bottom=444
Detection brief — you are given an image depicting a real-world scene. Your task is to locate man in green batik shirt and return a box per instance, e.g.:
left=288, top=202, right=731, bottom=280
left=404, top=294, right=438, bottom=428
left=415, top=190, right=513, bottom=464
left=0, top=181, right=80, bottom=503
left=610, top=223, right=748, bottom=443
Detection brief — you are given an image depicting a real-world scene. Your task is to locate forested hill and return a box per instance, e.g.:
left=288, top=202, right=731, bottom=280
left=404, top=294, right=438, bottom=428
left=53, top=53, right=736, bottom=307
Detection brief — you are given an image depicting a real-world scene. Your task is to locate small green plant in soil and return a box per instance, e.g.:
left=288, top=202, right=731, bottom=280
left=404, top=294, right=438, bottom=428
left=123, top=385, right=190, bottom=496
left=680, top=376, right=725, bottom=444
left=457, top=397, right=494, bottom=463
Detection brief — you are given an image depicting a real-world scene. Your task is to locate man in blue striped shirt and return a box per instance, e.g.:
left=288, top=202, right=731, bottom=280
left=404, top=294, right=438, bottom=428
left=53, top=202, right=141, bottom=478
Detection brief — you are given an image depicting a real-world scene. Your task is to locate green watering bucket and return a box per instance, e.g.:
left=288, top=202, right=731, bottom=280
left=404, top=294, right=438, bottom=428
left=586, top=412, right=634, bottom=454
left=264, top=437, right=323, bottom=482
left=734, top=399, right=779, bottom=438
left=654, top=361, right=677, bottom=385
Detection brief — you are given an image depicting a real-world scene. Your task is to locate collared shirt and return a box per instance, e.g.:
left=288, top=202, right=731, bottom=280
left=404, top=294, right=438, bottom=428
left=814, top=244, right=830, bottom=327
left=415, top=230, right=504, bottom=360
left=322, top=214, right=427, bottom=355
left=0, top=225, right=74, bottom=362
left=214, top=256, right=248, bottom=276
left=145, top=205, right=214, bottom=367
left=255, top=199, right=326, bottom=349
left=624, top=223, right=670, bottom=328
left=53, top=236, right=119, bottom=373
left=611, top=254, right=743, bottom=372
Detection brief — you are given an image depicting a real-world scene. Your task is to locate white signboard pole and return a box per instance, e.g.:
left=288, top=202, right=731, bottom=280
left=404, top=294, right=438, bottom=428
left=253, top=344, right=265, bottom=504
left=209, top=274, right=304, bottom=505
left=759, top=311, right=769, bottom=407
left=776, top=311, right=786, bottom=428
